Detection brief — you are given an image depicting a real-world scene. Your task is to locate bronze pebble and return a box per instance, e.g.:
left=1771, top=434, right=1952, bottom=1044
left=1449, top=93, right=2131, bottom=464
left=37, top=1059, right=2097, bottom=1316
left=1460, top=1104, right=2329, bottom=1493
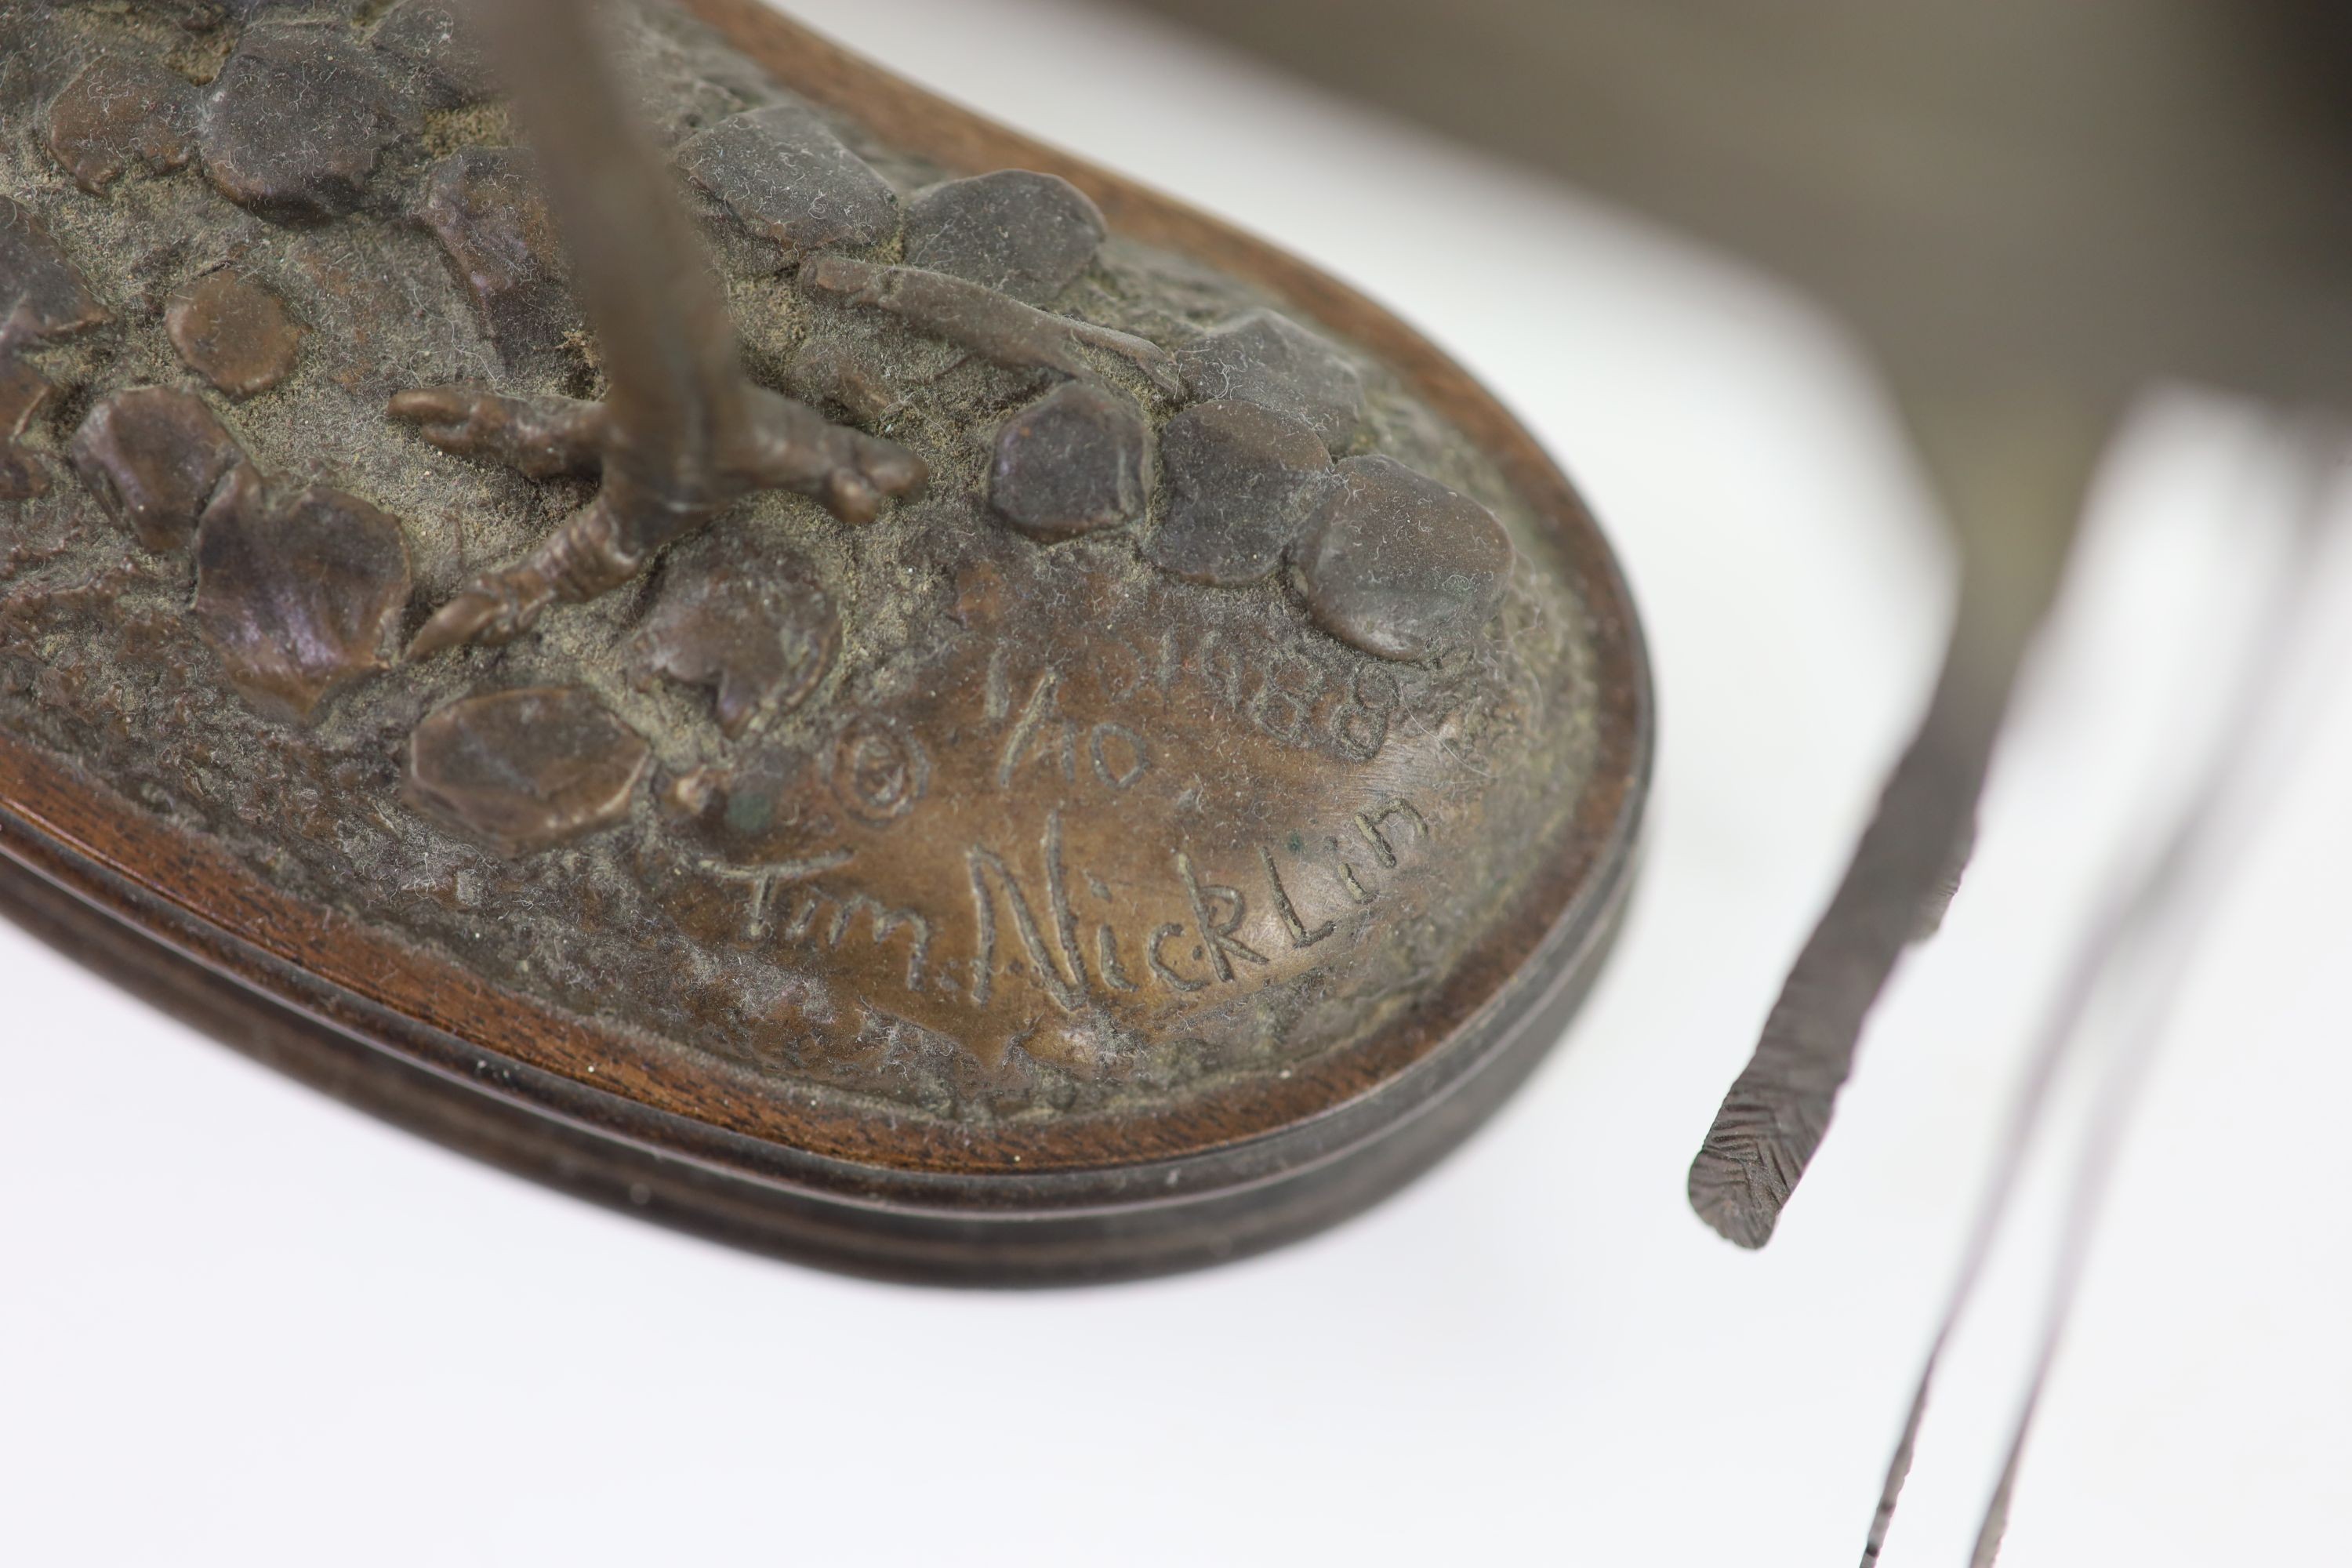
left=989, top=381, right=1152, bottom=540
left=406, top=687, right=655, bottom=856
left=633, top=538, right=840, bottom=739
left=1177, top=308, right=1368, bottom=455
left=906, top=169, right=1107, bottom=305
left=677, top=104, right=901, bottom=266
left=1294, top=454, right=1514, bottom=661
left=198, top=24, right=416, bottom=223
left=42, top=56, right=195, bottom=194
left=191, top=466, right=413, bottom=721
left=1146, top=397, right=1334, bottom=587
left=68, top=388, right=245, bottom=553
left=166, top=272, right=303, bottom=397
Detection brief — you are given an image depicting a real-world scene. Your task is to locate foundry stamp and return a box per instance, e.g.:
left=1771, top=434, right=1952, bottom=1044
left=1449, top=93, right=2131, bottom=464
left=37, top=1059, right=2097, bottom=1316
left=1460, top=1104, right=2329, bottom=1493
left=0, top=0, right=1648, bottom=1279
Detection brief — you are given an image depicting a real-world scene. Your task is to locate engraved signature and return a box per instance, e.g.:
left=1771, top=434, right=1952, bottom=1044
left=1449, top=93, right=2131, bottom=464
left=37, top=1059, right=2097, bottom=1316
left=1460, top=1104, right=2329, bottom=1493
left=706, top=797, right=1432, bottom=1009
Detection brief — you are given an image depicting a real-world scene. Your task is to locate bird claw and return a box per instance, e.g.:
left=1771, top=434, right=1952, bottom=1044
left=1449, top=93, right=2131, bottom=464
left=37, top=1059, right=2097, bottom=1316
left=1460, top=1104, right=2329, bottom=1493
left=406, top=569, right=551, bottom=659
left=394, top=385, right=924, bottom=658
left=389, top=387, right=607, bottom=481
left=746, top=390, right=927, bottom=522
left=843, top=429, right=928, bottom=510
left=825, top=467, right=882, bottom=524
left=808, top=433, right=926, bottom=524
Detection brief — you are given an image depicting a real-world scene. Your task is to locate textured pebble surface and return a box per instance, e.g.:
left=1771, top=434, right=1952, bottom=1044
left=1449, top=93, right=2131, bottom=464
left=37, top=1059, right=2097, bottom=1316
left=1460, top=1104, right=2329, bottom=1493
left=0, top=0, right=1573, bottom=1125
left=1147, top=397, right=1334, bottom=587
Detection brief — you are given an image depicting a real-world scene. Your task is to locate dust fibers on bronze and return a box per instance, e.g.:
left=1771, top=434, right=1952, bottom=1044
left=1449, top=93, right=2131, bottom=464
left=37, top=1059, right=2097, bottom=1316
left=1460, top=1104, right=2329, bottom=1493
left=0, top=0, right=1647, bottom=1279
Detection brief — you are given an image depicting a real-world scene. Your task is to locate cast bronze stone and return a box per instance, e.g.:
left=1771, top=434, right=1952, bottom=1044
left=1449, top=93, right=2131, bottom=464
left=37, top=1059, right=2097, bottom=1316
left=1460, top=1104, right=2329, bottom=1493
left=0, top=0, right=1647, bottom=1281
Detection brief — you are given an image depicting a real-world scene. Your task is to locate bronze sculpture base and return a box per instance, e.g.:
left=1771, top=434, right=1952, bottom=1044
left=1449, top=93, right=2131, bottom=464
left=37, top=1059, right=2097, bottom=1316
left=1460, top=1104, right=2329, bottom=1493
left=0, top=769, right=1633, bottom=1282
left=1, top=0, right=1650, bottom=1281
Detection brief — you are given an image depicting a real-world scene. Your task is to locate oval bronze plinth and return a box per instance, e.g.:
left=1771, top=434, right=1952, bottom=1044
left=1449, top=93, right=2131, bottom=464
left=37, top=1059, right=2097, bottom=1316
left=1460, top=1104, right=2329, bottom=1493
left=0, top=0, right=1649, bottom=1282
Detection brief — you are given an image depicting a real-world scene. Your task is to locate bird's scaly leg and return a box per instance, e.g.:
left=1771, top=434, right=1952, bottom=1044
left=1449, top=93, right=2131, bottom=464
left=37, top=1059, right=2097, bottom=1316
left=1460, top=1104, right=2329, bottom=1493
left=395, top=385, right=924, bottom=657
left=394, top=0, right=925, bottom=661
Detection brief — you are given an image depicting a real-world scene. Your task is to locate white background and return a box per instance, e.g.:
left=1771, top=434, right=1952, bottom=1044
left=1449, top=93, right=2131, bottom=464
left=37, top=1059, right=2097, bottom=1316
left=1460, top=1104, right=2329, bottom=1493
left=6, top=2, right=2350, bottom=1563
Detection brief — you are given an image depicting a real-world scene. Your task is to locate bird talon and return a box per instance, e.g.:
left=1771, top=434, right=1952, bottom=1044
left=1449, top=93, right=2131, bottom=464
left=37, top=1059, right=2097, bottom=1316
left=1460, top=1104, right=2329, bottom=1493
left=825, top=468, right=881, bottom=524
left=389, top=386, right=924, bottom=650
left=857, top=434, right=928, bottom=504
left=389, top=387, right=607, bottom=480
left=407, top=572, right=548, bottom=659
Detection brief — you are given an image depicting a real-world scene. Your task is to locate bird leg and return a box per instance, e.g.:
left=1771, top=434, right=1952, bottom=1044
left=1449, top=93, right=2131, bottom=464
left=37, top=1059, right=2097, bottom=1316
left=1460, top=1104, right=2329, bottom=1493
left=393, top=0, right=927, bottom=662
left=394, top=384, right=924, bottom=657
